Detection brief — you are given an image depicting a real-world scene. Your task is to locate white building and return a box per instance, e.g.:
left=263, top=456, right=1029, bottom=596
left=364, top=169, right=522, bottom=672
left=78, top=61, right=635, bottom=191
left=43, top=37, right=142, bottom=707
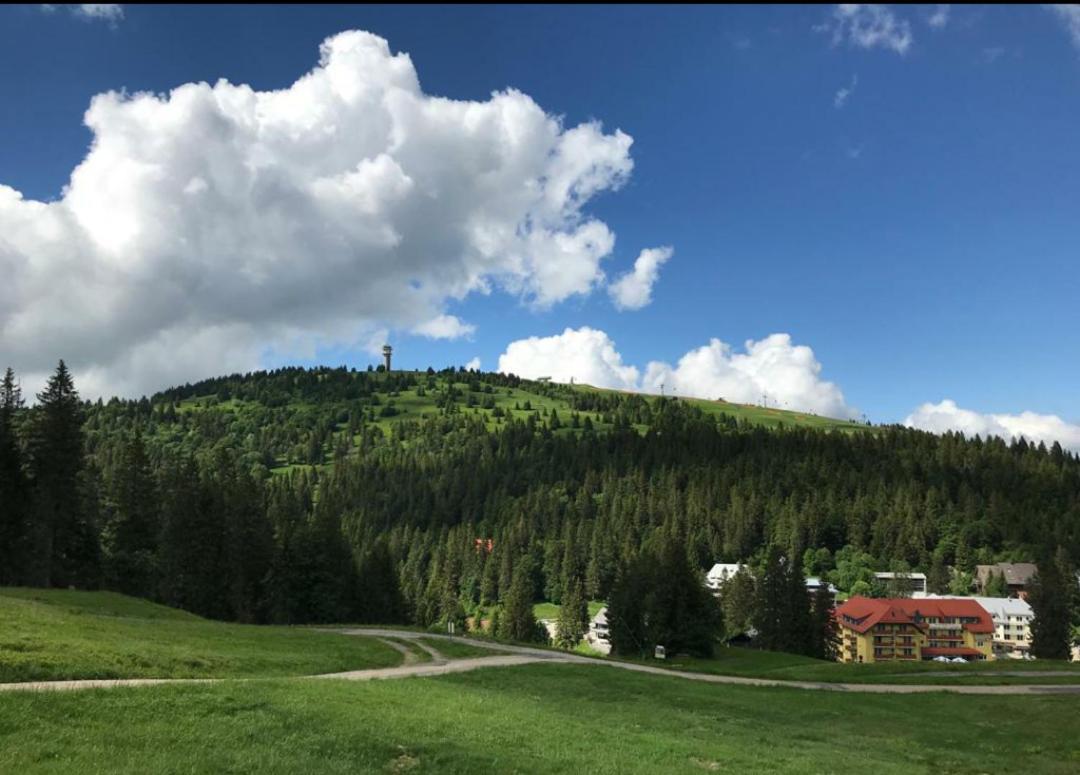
left=707, top=562, right=836, bottom=597
left=924, top=595, right=1033, bottom=659
left=706, top=563, right=744, bottom=591
left=585, top=607, right=611, bottom=655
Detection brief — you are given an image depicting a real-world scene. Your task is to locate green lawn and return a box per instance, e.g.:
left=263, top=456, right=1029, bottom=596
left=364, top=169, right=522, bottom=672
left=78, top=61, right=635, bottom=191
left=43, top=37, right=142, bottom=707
left=533, top=600, right=605, bottom=621
left=643, top=645, right=1080, bottom=685
left=0, top=588, right=402, bottom=682
left=1, top=664, right=1078, bottom=773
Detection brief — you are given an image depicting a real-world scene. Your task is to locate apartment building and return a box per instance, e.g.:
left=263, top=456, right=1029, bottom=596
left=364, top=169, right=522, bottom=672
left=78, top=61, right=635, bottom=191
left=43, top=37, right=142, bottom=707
left=835, top=597, right=994, bottom=663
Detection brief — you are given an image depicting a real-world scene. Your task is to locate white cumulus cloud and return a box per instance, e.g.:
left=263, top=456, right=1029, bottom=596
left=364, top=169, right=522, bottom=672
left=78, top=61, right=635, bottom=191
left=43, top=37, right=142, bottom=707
left=0, top=30, right=645, bottom=398
left=608, top=246, right=673, bottom=311
left=498, top=328, right=858, bottom=419
left=904, top=400, right=1080, bottom=452
left=1046, top=5, right=1080, bottom=51
left=818, top=5, right=913, bottom=55
left=497, top=327, right=640, bottom=390
left=464, top=357, right=481, bottom=371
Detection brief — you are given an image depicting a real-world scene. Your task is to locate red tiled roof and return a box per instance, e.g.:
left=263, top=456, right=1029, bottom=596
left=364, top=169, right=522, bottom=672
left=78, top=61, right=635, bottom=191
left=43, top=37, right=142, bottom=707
left=835, top=596, right=994, bottom=635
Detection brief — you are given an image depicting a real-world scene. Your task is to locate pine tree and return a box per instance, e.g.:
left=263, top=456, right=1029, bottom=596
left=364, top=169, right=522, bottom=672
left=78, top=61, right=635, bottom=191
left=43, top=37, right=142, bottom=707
left=0, top=368, right=30, bottom=585
left=497, top=556, right=544, bottom=643
left=1029, top=552, right=1072, bottom=660
left=809, top=583, right=838, bottom=660
left=26, top=360, right=100, bottom=588
left=607, top=554, right=648, bottom=657
left=754, top=545, right=789, bottom=652
left=103, top=431, right=159, bottom=597
left=555, top=577, right=588, bottom=649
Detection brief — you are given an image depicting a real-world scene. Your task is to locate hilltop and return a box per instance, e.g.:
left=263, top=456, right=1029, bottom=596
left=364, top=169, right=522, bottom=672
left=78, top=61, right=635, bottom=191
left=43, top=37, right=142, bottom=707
left=100, top=365, right=871, bottom=477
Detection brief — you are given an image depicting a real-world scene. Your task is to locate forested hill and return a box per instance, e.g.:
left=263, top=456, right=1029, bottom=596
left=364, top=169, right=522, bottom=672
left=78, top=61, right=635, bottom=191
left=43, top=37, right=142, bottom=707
left=2, top=363, right=1078, bottom=629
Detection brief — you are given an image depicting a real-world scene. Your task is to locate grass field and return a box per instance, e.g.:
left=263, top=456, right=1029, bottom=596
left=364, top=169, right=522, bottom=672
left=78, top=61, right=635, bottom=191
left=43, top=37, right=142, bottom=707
left=532, top=600, right=605, bottom=621
left=2, top=663, right=1079, bottom=774
left=647, top=646, right=1080, bottom=685
left=0, top=588, right=402, bottom=682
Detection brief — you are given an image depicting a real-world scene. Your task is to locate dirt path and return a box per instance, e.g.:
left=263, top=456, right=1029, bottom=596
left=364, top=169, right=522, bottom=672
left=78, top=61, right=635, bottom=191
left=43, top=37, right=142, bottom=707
left=3, top=628, right=1079, bottom=696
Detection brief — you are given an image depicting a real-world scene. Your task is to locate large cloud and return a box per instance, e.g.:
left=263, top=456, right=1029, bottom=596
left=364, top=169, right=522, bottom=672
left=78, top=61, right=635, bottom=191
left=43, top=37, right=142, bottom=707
left=498, top=328, right=858, bottom=419
left=0, top=30, right=640, bottom=397
left=904, top=400, right=1080, bottom=452
left=497, top=327, right=640, bottom=390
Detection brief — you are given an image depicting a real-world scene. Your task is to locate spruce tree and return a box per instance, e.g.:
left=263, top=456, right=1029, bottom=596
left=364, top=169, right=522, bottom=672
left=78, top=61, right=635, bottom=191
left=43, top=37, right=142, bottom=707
left=555, top=577, right=588, bottom=649
left=0, top=367, right=30, bottom=585
left=103, top=431, right=159, bottom=597
left=1029, top=552, right=1072, bottom=660
left=27, top=360, right=100, bottom=588
left=498, top=557, right=544, bottom=643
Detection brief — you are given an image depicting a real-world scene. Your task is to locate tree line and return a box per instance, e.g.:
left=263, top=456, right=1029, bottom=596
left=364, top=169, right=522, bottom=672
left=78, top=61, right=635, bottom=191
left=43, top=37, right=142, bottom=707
left=2, top=362, right=1078, bottom=658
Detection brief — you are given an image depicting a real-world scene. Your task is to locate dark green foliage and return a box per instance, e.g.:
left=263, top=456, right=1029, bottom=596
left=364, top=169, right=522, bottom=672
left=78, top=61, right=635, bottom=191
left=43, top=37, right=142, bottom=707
left=809, top=583, right=838, bottom=660
left=0, top=368, right=30, bottom=585
left=753, top=545, right=816, bottom=656
left=607, top=533, right=723, bottom=658
left=719, top=567, right=756, bottom=640
left=984, top=570, right=1009, bottom=598
left=26, top=361, right=100, bottom=588
left=102, top=432, right=158, bottom=596
left=1029, top=550, right=1074, bottom=660
left=497, top=557, right=545, bottom=643
left=3, top=362, right=1079, bottom=641
left=555, top=577, right=588, bottom=649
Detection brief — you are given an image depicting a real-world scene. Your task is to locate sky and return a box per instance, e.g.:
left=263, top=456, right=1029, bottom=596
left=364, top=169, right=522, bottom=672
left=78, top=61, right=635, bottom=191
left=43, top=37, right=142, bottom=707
left=1, top=4, right=1079, bottom=450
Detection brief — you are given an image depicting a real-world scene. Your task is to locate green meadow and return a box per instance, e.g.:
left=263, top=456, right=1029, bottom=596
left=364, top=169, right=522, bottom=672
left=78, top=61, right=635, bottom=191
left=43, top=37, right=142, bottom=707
left=0, top=588, right=401, bottom=682
left=2, top=664, right=1079, bottom=774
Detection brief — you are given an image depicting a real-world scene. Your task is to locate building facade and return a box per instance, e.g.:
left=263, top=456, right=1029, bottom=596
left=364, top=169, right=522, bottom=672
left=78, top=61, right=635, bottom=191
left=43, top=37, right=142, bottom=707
left=924, top=595, right=1033, bottom=659
left=835, top=597, right=994, bottom=663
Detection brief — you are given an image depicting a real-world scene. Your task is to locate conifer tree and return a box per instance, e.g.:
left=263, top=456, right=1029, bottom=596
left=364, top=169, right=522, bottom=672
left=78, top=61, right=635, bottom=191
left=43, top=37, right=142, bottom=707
left=1029, top=551, right=1072, bottom=660
left=103, top=431, right=160, bottom=597
left=0, top=368, right=30, bottom=585
left=27, top=360, right=99, bottom=588
left=555, top=577, right=588, bottom=649
left=498, top=557, right=544, bottom=643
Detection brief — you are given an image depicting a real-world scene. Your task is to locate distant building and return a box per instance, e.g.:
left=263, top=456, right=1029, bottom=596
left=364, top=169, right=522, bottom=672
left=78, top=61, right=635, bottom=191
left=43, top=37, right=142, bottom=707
left=706, top=563, right=745, bottom=591
left=835, top=597, right=994, bottom=664
left=707, top=562, right=836, bottom=599
left=924, top=595, right=1033, bottom=659
left=586, top=607, right=611, bottom=655
left=873, top=572, right=928, bottom=598
left=975, top=563, right=1038, bottom=598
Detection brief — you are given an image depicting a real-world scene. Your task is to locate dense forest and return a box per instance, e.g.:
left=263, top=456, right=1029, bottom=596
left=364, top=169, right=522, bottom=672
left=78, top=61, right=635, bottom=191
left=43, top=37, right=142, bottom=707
left=2, top=361, right=1079, bottom=648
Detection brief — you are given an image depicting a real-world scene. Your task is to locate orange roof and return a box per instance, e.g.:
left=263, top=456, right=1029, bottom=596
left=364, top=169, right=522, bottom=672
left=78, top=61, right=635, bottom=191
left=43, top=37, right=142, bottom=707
left=835, top=596, right=993, bottom=634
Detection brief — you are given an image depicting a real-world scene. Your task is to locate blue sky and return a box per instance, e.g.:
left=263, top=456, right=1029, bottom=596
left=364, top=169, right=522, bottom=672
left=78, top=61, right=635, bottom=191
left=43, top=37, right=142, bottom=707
left=1, top=4, right=1078, bottom=445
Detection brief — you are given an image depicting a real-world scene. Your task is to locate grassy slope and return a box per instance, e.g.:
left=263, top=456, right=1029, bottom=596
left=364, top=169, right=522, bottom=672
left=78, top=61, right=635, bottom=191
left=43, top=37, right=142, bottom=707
left=636, top=646, right=1080, bottom=686
left=532, top=600, right=605, bottom=621
left=1, top=664, right=1078, bottom=774
left=0, top=588, right=402, bottom=682
left=174, top=372, right=871, bottom=476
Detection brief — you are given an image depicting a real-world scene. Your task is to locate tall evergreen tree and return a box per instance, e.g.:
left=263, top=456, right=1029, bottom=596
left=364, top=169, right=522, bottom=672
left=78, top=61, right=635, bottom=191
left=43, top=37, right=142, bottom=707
left=0, top=367, right=30, bottom=585
left=103, top=431, right=159, bottom=596
left=1028, top=551, right=1072, bottom=660
left=555, top=576, right=588, bottom=649
left=497, top=556, right=544, bottom=643
left=26, top=360, right=99, bottom=588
